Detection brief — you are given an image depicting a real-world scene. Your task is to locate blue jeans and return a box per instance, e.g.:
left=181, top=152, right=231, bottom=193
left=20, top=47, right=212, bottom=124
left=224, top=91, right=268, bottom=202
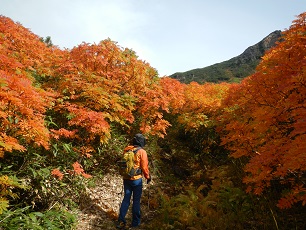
left=118, top=178, right=143, bottom=227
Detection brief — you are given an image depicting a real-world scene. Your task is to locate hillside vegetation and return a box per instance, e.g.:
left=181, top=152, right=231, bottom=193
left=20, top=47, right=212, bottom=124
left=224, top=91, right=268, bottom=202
left=170, top=30, right=282, bottom=83
left=0, top=12, right=305, bottom=230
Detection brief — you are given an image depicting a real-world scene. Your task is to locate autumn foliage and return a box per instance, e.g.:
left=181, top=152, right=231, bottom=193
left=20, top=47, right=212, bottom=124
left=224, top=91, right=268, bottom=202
left=178, top=82, right=230, bottom=131
left=0, top=16, right=54, bottom=157
left=0, top=11, right=305, bottom=224
left=0, top=15, right=187, bottom=213
left=220, top=12, right=306, bottom=208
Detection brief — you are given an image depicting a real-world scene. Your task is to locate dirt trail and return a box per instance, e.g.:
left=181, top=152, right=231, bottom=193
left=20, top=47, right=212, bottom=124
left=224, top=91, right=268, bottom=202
left=76, top=171, right=155, bottom=230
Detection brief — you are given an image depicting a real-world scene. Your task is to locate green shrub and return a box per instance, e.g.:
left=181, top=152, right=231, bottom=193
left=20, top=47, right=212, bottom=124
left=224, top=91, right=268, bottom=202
left=0, top=205, right=77, bottom=230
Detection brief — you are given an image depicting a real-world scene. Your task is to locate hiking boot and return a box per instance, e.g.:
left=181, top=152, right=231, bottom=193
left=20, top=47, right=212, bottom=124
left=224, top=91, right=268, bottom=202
left=116, top=221, right=126, bottom=229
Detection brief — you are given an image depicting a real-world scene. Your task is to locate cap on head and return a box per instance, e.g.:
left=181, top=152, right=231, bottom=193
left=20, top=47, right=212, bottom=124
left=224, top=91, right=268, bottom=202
left=133, top=133, right=146, bottom=147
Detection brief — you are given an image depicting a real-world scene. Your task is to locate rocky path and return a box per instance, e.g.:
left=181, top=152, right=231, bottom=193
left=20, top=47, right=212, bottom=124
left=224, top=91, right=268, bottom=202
left=76, top=171, right=156, bottom=230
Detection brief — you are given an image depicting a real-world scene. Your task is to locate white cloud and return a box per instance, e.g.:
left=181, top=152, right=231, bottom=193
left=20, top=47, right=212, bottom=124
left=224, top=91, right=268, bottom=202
left=69, top=2, right=148, bottom=46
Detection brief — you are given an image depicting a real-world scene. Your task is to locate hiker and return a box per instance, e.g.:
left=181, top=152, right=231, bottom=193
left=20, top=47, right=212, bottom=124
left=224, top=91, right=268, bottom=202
left=116, top=133, right=151, bottom=229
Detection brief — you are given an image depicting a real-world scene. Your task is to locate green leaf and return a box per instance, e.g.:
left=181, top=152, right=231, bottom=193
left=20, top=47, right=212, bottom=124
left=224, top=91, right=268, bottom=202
left=0, top=198, right=9, bottom=214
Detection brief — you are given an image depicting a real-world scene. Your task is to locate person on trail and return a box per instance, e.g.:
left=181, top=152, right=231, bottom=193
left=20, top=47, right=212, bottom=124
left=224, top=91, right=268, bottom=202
left=116, top=133, right=151, bottom=229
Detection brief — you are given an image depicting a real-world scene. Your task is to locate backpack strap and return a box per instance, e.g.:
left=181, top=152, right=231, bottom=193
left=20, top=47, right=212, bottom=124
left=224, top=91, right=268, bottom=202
left=133, top=146, right=142, bottom=154
left=132, top=147, right=142, bottom=176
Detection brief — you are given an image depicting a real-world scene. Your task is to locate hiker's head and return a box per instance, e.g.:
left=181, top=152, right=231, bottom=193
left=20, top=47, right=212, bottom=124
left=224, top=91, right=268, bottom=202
left=133, top=133, right=146, bottom=147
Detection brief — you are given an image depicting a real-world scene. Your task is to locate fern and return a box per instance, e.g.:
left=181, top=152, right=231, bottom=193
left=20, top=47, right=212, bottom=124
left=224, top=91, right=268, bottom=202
left=0, top=175, right=28, bottom=214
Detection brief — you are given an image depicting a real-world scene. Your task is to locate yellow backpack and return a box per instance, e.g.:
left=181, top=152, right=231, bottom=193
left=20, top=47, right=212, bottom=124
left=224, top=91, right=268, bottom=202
left=117, top=147, right=142, bottom=178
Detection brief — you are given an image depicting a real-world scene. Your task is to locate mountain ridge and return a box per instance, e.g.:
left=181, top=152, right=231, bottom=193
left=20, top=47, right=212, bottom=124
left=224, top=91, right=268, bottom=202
left=169, top=30, right=282, bottom=84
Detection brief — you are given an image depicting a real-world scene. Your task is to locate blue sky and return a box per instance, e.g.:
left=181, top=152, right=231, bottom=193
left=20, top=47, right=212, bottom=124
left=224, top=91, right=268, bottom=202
left=1, top=0, right=305, bottom=76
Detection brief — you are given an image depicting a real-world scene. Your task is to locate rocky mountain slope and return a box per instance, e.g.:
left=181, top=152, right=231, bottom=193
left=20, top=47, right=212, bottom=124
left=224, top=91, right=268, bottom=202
left=170, top=30, right=282, bottom=84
